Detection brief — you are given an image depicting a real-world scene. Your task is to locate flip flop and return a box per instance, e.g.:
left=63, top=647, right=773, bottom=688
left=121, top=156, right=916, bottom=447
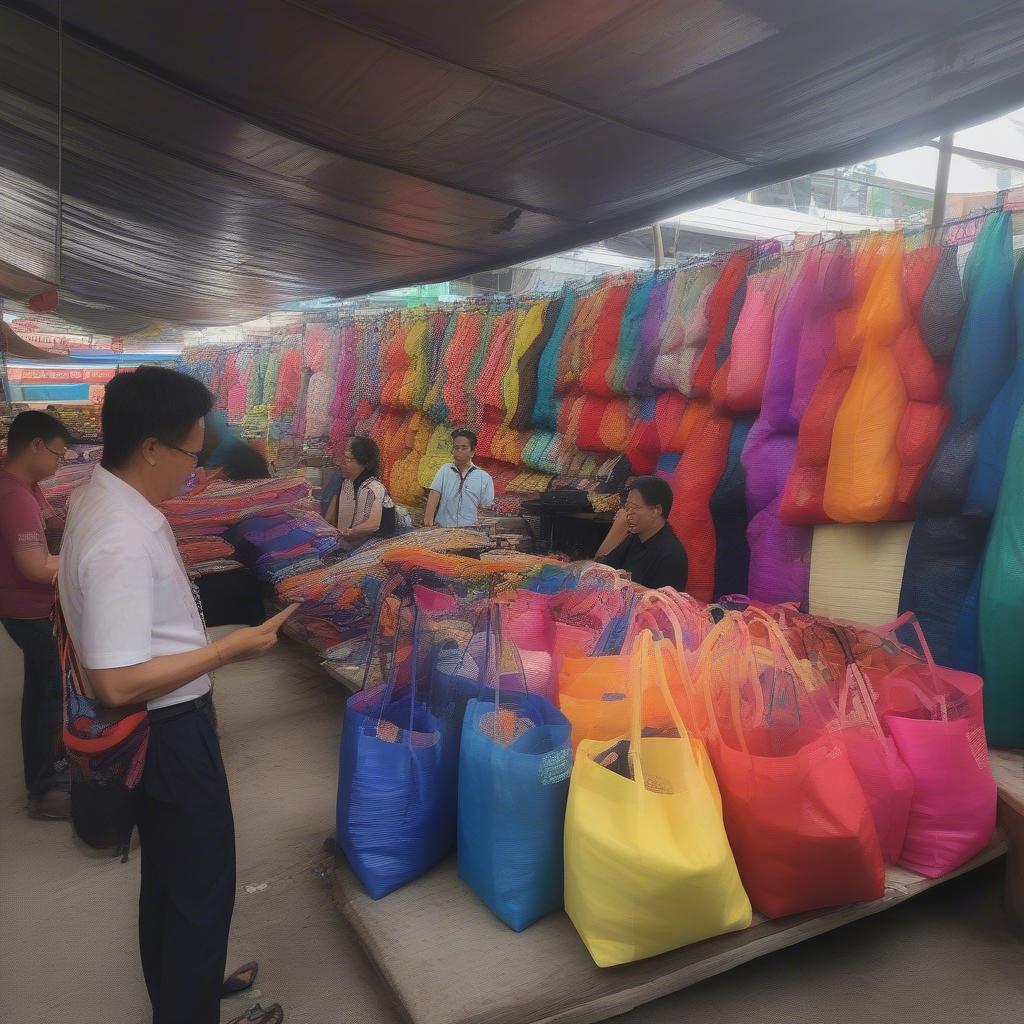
left=221, top=961, right=259, bottom=999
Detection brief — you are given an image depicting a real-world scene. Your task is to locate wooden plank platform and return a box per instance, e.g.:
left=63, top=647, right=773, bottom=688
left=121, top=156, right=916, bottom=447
left=331, top=835, right=1008, bottom=1024
left=990, top=748, right=1024, bottom=928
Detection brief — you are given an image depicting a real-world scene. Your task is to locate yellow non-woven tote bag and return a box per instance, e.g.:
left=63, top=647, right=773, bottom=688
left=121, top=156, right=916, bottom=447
left=564, top=631, right=751, bottom=967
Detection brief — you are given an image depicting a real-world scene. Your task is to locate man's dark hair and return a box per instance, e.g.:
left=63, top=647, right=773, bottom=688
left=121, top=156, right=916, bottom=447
left=5, top=410, right=73, bottom=457
left=348, top=435, right=381, bottom=476
left=101, top=366, right=213, bottom=470
left=629, top=475, right=673, bottom=519
left=451, top=428, right=477, bottom=450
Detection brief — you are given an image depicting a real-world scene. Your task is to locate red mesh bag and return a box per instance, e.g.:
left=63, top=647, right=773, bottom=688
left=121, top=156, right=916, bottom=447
left=475, top=310, right=517, bottom=414
left=623, top=412, right=660, bottom=475
left=690, top=251, right=748, bottom=398
left=903, top=245, right=942, bottom=314
left=894, top=325, right=949, bottom=402
left=576, top=396, right=615, bottom=453
left=668, top=401, right=732, bottom=601
left=895, top=401, right=952, bottom=506
left=654, top=390, right=687, bottom=451
left=581, top=276, right=634, bottom=398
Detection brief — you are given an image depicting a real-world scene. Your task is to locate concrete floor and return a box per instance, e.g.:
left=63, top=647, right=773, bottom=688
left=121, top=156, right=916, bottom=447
left=2, top=625, right=1022, bottom=1024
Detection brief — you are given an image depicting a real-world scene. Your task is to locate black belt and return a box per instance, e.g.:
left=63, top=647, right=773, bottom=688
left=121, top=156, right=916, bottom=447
left=147, top=692, right=211, bottom=724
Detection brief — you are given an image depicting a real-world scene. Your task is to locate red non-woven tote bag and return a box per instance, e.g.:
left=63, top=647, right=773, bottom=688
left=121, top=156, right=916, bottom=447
left=695, top=614, right=885, bottom=918
left=871, top=614, right=997, bottom=878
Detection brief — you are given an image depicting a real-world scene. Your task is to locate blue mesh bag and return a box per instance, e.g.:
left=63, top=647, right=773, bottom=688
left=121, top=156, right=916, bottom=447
left=966, top=252, right=1024, bottom=516
left=337, top=602, right=458, bottom=899
left=457, top=607, right=572, bottom=930
left=533, top=288, right=578, bottom=429
left=947, top=211, right=1015, bottom=424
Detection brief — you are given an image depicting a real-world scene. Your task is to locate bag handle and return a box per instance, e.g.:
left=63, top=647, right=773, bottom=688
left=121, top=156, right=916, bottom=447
left=360, top=573, right=403, bottom=694
left=628, top=629, right=696, bottom=789
left=872, top=611, right=948, bottom=719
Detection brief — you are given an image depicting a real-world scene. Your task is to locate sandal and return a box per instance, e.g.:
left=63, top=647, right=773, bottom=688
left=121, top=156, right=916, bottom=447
left=226, top=1004, right=282, bottom=1024
left=221, top=961, right=259, bottom=999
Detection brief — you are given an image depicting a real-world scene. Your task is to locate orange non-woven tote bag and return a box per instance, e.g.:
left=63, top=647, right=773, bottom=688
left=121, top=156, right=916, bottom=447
left=696, top=613, right=885, bottom=918
left=564, top=631, right=751, bottom=967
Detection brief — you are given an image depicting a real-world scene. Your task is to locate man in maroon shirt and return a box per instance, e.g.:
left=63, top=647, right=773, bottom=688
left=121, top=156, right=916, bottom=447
left=0, top=410, right=73, bottom=819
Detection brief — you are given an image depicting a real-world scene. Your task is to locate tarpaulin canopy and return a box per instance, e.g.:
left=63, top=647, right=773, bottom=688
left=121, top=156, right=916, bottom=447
left=1, top=0, right=1024, bottom=335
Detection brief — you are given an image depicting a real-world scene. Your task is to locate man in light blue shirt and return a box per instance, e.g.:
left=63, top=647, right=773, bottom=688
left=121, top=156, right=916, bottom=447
left=423, top=429, right=495, bottom=528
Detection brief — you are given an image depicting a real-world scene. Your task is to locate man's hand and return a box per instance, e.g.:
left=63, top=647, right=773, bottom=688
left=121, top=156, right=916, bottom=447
left=216, top=604, right=300, bottom=664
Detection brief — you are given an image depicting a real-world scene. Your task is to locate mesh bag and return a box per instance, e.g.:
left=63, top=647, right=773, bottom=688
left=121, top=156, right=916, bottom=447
left=746, top=499, right=812, bottom=607
left=948, top=211, right=1015, bottom=423
left=581, top=275, right=634, bottom=398
left=533, top=289, right=578, bottom=428
left=690, top=251, right=748, bottom=398
left=790, top=239, right=853, bottom=422
left=762, top=249, right=818, bottom=431
left=915, top=420, right=979, bottom=516
left=667, top=401, right=732, bottom=602
left=966, top=251, right=1024, bottom=516
left=824, top=237, right=909, bottom=522
left=654, top=390, right=688, bottom=452
left=694, top=613, right=884, bottom=918
left=442, top=310, right=484, bottom=426
left=510, top=294, right=564, bottom=431
left=476, top=310, right=518, bottom=417
left=919, top=243, right=966, bottom=361
left=897, top=513, right=989, bottom=668
left=557, top=285, right=605, bottom=396
left=502, top=298, right=550, bottom=426
left=895, top=401, right=952, bottom=507
left=742, top=416, right=796, bottom=516
left=720, top=264, right=786, bottom=413
left=622, top=398, right=660, bottom=475
left=979, top=397, right=1024, bottom=746
left=652, top=263, right=717, bottom=393
left=710, top=417, right=752, bottom=597
left=612, top=273, right=655, bottom=395
left=624, top=273, right=673, bottom=397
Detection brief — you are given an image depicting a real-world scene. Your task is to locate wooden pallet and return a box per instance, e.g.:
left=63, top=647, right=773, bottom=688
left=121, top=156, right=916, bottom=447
left=331, top=833, right=1009, bottom=1024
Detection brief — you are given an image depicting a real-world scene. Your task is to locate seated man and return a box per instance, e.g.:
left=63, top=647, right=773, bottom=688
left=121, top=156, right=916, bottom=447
left=595, top=476, right=688, bottom=592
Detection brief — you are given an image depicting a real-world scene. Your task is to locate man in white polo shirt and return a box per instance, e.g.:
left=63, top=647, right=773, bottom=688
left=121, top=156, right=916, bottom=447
left=423, top=428, right=495, bottom=528
left=59, top=366, right=295, bottom=1024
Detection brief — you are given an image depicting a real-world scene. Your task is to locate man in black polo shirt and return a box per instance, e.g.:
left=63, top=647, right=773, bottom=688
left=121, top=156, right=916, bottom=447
left=595, top=476, right=688, bottom=592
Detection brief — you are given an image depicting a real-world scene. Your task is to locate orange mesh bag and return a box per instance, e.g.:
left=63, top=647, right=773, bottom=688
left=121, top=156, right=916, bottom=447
left=690, top=251, right=748, bottom=398
left=665, top=394, right=706, bottom=454
left=558, top=285, right=605, bottom=395
left=780, top=236, right=887, bottom=525
left=825, top=238, right=910, bottom=522
left=654, top=390, right=688, bottom=451
left=377, top=314, right=409, bottom=409
left=721, top=265, right=786, bottom=413
left=581, top=275, right=634, bottom=398
left=442, top=310, right=484, bottom=425
left=596, top=398, right=632, bottom=453
left=668, top=401, right=732, bottom=601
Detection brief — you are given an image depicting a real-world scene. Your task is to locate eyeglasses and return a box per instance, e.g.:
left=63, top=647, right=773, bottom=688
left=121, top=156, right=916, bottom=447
left=161, top=441, right=203, bottom=466
left=43, top=444, right=69, bottom=460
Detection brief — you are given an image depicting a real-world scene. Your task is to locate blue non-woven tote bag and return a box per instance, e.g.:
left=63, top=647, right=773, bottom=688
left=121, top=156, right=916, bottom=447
left=337, top=601, right=458, bottom=899
left=457, top=607, right=573, bottom=931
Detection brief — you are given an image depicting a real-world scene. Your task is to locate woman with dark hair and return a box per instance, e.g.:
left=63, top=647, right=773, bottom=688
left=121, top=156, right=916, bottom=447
left=324, top=436, right=396, bottom=551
